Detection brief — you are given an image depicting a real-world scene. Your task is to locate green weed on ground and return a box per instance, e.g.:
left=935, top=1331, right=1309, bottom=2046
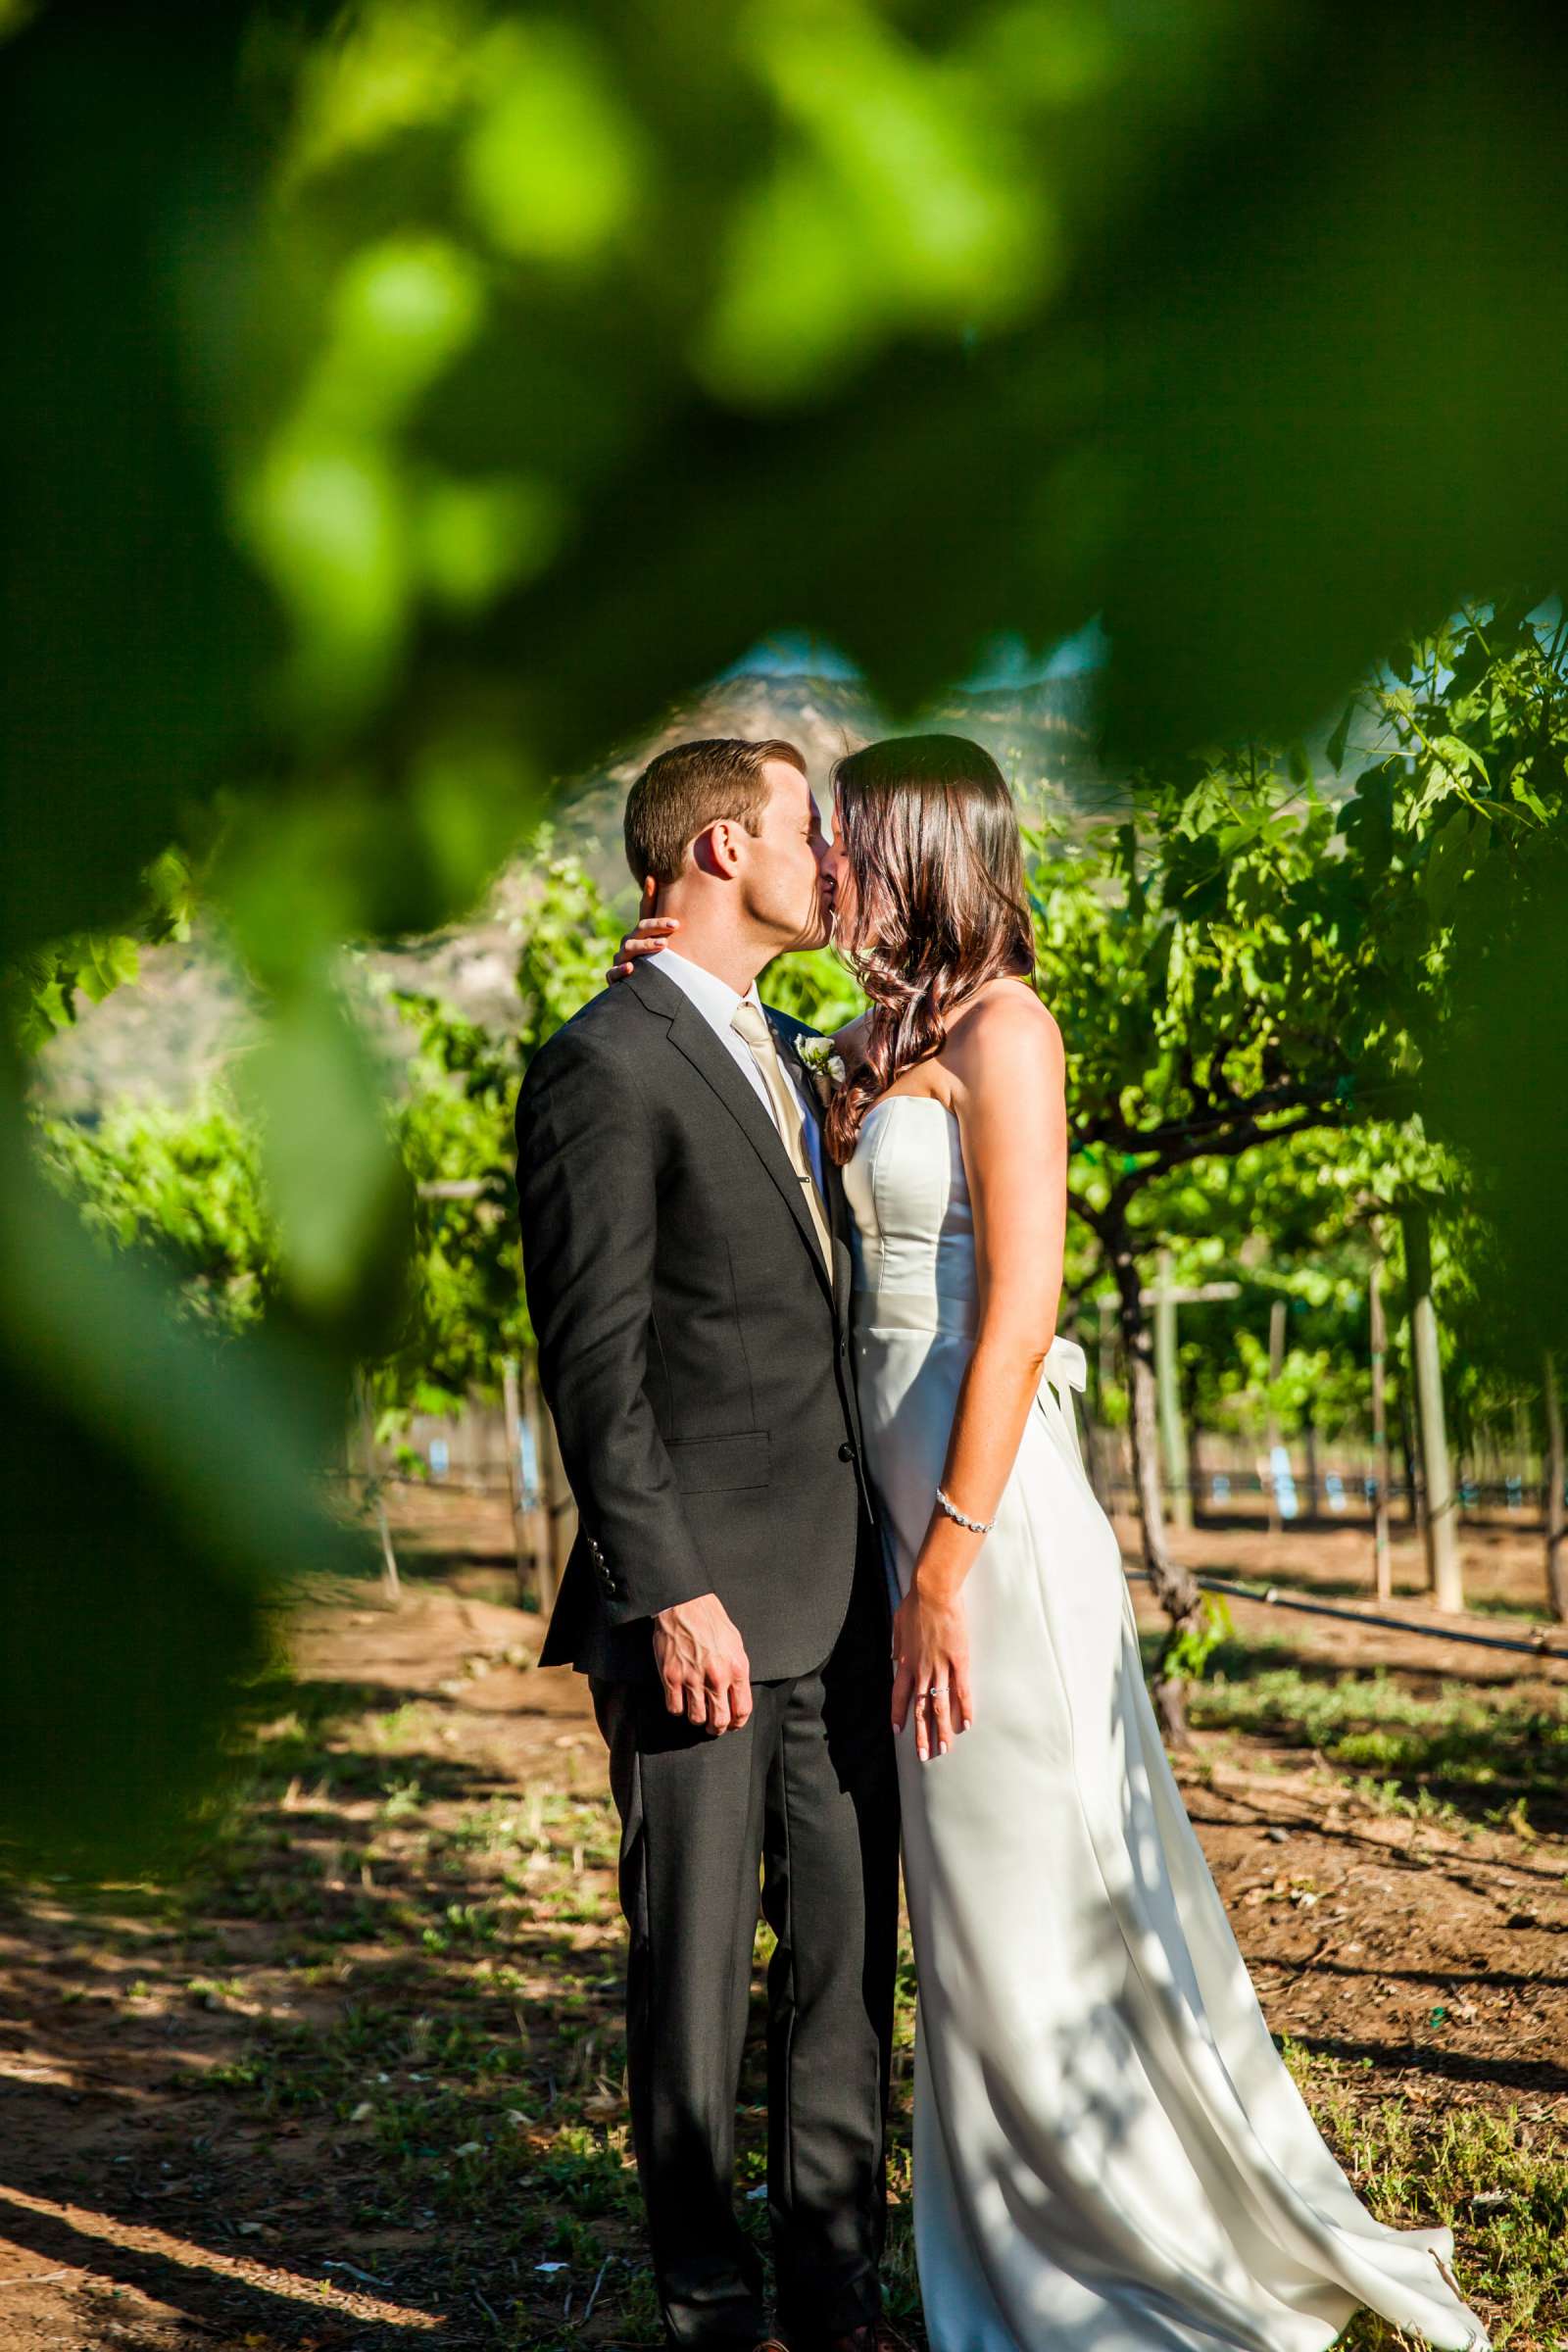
left=1285, top=2042, right=1568, bottom=2349
left=1149, top=1635, right=1568, bottom=1831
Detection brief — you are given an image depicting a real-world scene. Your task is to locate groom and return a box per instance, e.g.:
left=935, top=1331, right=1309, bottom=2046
left=514, top=738, right=900, bottom=2352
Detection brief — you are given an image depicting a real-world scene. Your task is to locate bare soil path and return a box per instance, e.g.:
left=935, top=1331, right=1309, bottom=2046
left=1, top=1496, right=1565, bottom=2350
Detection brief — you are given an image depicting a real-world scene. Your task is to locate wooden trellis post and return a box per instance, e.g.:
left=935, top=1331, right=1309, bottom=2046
left=357, top=1378, right=400, bottom=1604
left=1545, top=1348, right=1567, bottom=1624
left=1402, top=1201, right=1462, bottom=1612
left=1265, top=1296, right=1287, bottom=1538
left=501, top=1356, right=535, bottom=1610
left=1141, top=1270, right=1239, bottom=1532
left=1368, top=1220, right=1393, bottom=1600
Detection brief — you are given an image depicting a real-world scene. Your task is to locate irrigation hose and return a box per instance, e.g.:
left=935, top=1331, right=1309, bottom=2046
left=1125, top=1567, right=1568, bottom=1665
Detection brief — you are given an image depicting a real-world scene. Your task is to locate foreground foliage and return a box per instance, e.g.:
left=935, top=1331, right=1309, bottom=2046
left=7, top=0, right=1568, bottom=1864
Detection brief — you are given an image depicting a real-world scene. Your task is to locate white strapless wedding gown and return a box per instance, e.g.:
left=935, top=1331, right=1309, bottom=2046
left=843, top=1097, right=1489, bottom=2352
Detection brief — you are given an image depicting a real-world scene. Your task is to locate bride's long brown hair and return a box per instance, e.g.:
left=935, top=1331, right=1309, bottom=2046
left=824, top=735, right=1036, bottom=1165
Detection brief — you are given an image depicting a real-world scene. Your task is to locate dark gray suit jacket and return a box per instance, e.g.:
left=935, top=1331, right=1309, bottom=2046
left=514, top=959, right=874, bottom=1683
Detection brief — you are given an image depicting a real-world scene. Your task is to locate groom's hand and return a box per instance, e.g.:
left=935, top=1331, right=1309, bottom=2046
left=653, top=1592, right=753, bottom=1736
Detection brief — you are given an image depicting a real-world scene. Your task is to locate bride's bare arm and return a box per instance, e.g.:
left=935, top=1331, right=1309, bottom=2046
left=890, top=988, right=1067, bottom=1760
left=833, top=1008, right=872, bottom=1065
left=606, top=876, right=680, bottom=981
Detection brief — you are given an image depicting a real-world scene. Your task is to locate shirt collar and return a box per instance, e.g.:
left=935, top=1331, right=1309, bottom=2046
left=658, top=947, right=765, bottom=1032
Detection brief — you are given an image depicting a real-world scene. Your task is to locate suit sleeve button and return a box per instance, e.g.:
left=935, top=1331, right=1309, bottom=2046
left=838, top=1441, right=855, bottom=1463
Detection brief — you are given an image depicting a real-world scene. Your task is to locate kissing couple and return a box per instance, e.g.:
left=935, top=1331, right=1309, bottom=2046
left=514, top=734, right=1488, bottom=2352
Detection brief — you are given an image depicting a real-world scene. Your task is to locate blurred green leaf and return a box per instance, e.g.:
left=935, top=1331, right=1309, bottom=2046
left=416, top=471, right=564, bottom=610
left=0, top=1080, right=359, bottom=1875
left=316, top=235, right=489, bottom=432
left=462, top=20, right=645, bottom=266
left=246, top=438, right=410, bottom=720
left=236, top=976, right=412, bottom=1332
left=701, top=1, right=1050, bottom=400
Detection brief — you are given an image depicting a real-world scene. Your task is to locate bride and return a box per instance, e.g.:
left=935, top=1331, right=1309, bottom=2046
left=816, top=733, right=1488, bottom=2352
left=616, top=730, right=1491, bottom=2351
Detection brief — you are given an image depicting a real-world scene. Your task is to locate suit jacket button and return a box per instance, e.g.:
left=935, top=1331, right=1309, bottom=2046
left=838, top=1441, right=855, bottom=1463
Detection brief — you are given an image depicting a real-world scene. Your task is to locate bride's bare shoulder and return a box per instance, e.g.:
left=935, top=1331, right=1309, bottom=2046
left=945, top=982, right=1062, bottom=1111
left=945, top=983, right=1067, bottom=1138
left=954, top=978, right=1060, bottom=1055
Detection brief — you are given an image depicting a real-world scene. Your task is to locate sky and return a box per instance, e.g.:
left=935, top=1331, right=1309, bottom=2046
left=724, top=616, right=1107, bottom=691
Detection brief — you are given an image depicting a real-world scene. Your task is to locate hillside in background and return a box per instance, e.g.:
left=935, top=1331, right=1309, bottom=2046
left=33, top=670, right=1107, bottom=1116
left=561, top=664, right=1108, bottom=884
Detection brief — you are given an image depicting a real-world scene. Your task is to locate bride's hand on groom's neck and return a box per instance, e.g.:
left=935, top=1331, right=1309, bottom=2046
left=608, top=875, right=680, bottom=982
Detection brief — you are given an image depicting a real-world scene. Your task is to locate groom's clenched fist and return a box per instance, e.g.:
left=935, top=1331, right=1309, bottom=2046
left=653, top=1593, right=753, bottom=1735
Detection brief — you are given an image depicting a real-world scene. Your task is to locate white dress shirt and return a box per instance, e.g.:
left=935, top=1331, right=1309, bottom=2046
left=656, top=948, right=826, bottom=1195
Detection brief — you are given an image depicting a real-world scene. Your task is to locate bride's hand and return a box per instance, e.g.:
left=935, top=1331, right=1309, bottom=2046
left=607, top=876, right=681, bottom=982
left=891, top=1578, right=973, bottom=1762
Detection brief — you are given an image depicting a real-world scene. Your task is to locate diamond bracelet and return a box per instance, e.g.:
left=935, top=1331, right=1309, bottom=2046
left=936, top=1485, right=996, bottom=1536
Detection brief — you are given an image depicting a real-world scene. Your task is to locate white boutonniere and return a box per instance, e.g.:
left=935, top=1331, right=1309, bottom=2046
left=795, top=1033, right=847, bottom=1104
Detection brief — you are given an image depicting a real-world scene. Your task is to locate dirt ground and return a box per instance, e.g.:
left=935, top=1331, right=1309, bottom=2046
left=2, top=1492, right=1565, bottom=2350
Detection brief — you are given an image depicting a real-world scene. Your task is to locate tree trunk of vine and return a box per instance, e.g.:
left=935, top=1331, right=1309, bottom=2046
left=1103, top=1215, right=1203, bottom=1746
left=1155, top=1248, right=1192, bottom=1530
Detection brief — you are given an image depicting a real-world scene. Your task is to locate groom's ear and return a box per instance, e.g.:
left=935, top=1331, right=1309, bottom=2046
left=692, top=818, right=744, bottom=880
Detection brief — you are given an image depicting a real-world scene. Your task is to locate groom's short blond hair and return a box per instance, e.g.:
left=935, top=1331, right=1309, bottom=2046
left=624, top=737, right=808, bottom=886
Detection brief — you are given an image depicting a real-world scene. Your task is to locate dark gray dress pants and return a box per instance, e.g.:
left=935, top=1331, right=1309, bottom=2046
left=591, top=1568, right=898, bottom=2349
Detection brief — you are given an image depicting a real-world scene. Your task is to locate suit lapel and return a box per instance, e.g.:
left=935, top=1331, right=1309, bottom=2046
left=628, top=963, right=833, bottom=1292
left=770, top=1015, right=854, bottom=1321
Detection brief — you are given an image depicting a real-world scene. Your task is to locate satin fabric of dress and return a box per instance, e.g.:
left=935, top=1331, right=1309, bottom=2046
left=843, top=1095, right=1489, bottom=2352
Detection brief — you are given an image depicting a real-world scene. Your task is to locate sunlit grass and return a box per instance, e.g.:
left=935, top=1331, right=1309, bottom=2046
left=1285, top=2043, right=1568, bottom=2349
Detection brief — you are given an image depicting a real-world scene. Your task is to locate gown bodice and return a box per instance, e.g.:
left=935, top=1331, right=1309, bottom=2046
left=843, top=1096, right=979, bottom=1339
left=843, top=1095, right=1086, bottom=1390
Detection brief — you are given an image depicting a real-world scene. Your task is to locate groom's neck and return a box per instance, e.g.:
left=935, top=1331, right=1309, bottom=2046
left=659, top=896, right=768, bottom=997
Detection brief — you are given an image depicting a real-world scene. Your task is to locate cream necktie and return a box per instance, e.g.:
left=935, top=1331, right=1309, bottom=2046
left=730, top=999, right=832, bottom=1265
